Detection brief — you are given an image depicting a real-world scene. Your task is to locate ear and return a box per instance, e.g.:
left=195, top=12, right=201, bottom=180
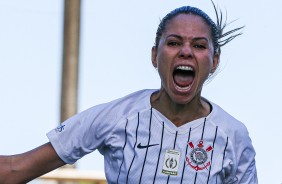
left=211, top=53, right=219, bottom=74
left=151, top=46, right=157, bottom=68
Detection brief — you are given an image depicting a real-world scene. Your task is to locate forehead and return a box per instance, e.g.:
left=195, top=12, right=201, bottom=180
left=164, top=14, right=212, bottom=38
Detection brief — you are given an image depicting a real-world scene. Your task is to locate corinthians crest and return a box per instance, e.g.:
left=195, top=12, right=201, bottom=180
left=186, top=140, right=213, bottom=171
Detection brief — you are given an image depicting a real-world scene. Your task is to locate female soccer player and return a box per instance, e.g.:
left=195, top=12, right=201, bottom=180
left=0, top=3, right=257, bottom=184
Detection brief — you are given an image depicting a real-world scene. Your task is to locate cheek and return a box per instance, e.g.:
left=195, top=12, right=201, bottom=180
left=156, top=49, right=169, bottom=67
left=157, top=63, right=168, bottom=80
left=198, top=56, right=214, bottom=78
left=156, top=54, right=171, bottom=83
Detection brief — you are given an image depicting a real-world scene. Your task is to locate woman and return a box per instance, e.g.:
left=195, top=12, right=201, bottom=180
left=0, top=4, right=257, bottom=184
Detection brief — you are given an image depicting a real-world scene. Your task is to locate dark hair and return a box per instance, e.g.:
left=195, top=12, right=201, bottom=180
left=154, top=1, right=244, bottom=55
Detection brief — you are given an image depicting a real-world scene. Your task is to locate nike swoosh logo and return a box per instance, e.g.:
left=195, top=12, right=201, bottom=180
left=137, top=143, right=159, bottom=149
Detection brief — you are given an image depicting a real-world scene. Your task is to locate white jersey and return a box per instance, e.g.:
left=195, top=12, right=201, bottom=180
left=47, top=89, right=257, bottom=184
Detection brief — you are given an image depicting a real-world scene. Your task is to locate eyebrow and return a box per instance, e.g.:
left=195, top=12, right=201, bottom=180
left=166, top=34, right=209, bottom=42
left=166, top=34, right=183, bottom=40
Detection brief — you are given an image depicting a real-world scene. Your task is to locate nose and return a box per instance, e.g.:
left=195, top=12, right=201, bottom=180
left=179, top=44, right=193, bottom=58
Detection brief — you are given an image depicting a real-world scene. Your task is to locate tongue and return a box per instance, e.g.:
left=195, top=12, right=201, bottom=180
left=173, top=74, right=193, bottom=87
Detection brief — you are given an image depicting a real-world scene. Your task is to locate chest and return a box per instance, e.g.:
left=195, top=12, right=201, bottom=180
left=104, top=112, right=234, bottom=183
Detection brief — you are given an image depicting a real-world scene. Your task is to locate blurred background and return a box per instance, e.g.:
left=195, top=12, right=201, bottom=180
left=0, top=0, right=281, bottom=183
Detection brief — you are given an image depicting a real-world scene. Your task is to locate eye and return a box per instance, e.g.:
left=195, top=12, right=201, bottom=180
left=194, top=44, right=206, bottom=49
left=167, top=41, right=182, bottom=47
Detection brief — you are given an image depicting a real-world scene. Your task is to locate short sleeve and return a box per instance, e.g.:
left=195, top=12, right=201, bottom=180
left=233, top=128, right=258, bottom=184
left=47, top=102, right=119, bottom=164
left=235, top=140, right=258, bottom=183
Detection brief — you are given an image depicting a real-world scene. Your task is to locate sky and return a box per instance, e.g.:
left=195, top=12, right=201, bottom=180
left=0, top=0, right=281, bottom=183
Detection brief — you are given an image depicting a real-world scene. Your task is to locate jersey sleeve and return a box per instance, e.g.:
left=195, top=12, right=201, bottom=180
left=47, top=102, right=120, bottom=164
left=46, top=90, right=151, bottom=164
left=235, top=130, right=258, bottom=184
left=227, top=125, right=258, bottom=184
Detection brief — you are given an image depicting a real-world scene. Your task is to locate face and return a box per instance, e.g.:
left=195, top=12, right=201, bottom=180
left=152, top=14, right=219, bottom=105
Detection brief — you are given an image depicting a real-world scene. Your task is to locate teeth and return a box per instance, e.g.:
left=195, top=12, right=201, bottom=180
left=176, top=66, right=193, bottom=71
left=175, top=83, right=192, bottom=90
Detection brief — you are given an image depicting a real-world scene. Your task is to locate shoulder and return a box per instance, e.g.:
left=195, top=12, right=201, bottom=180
left=210, top=103, right=257, bottom=183
left=208, top=101, right=256, bottom=166
left=60, top=89, right=156, bottom=132
left=208, top=101, right=251, bottom=142
left=74, top=89, right=156, bottom=132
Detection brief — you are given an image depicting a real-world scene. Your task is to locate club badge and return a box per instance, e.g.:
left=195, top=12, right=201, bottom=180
left=185, top=140, right=213, bottom=171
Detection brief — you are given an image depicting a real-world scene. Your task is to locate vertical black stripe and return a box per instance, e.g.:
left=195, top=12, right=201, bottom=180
left=117, top=119, right=129, bottom=184
left=139, top=108, right=153, bottom=184
left=194, top=117, right=207, bottom=184
left=222, top=137, right=229, bottom=169
left=207, top=126, right=218, bottom=183
left=218, top=136, right=229, bottom=184
left=153, top=121, right=165, bottom=184
left=126, top=113, right=140, bottom=183
left=194, top=172, right=198, bottom=184
left=173, top=131, right=178, bottom=149
left=180, top=128, right=192, bottom=184
left=166, top=131, right=178, bottom=184
left=201, top=117, right=207, bottom=140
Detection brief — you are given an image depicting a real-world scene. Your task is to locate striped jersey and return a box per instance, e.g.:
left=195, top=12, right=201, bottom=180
left=47, top=89, right=257, bottom=184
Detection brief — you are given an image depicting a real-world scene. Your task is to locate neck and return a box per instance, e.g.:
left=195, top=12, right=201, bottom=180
left=151, top=89, right=211, bottom=127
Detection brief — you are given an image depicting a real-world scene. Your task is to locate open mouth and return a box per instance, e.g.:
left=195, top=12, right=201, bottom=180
left=173, top=66, right=195, bottom=89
